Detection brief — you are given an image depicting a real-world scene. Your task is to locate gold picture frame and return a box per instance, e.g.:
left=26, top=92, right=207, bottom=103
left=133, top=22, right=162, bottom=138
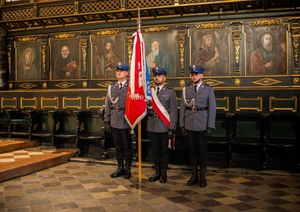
left=50, top=35, right=81, bottom=80
left=15, top=39, right=42, bottom=81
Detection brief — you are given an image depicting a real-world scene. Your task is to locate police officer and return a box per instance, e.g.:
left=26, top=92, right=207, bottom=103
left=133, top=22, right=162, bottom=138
left=104, top=62, right=133, bottom=179
left=179, top=65, right=216, bottom=187
left=147, top=67, right=178, bottom=183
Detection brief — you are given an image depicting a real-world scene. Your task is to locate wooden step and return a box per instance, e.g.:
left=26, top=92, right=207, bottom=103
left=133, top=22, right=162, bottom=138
left=0, top=139, right=78, bottom=182
left=0, top=138, right=38, bottom=154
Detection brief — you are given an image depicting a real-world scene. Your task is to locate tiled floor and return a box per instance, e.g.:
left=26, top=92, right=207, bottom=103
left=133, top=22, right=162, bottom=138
left=1, top=159, right=300, bottom=212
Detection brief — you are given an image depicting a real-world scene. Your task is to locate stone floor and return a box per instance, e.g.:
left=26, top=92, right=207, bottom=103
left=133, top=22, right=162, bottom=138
left=1, top=158, right=300, bottom=212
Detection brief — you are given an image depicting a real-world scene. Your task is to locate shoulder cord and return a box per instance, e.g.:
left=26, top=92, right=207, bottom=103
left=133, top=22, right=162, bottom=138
left=182, top=87, right=195, bottom=107
left=108, top=84, right=119, bottom=104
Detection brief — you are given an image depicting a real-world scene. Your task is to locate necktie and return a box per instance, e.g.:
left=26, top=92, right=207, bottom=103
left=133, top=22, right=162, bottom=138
left=156, top=87, right=160, bottom=95
left=119, top=83, right=123, bottom=90
left=194, top=85, right=197, bottom=93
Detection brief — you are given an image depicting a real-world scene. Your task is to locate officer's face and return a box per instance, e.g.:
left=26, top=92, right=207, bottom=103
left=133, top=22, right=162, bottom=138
left=190, top=72, right=203, bottom=84
left=116, top=69, right=128, bottom=81
left=153, top=74, right=166, bottom=85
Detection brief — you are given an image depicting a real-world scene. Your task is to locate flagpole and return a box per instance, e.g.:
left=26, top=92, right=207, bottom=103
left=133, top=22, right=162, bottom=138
left=137, top=7, right=142, bottom=184
left=137, top=7, right=141, bottom=32
left=138, top=122, right=142, bottom=184
left=126, top=7, right=149, bottom=184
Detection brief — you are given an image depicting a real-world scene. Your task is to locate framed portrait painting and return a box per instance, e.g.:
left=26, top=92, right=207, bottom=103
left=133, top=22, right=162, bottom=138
left=190, top=27, right=230, bottom=76
left=16, top=40, right=41, bottom=81
left=50, top=37, right=80, bottom=80
left=143, top=30, right=177, bottom=77
left=90, top=34, right=126, bottom=79
left=245, top=25, right=288, bottom=76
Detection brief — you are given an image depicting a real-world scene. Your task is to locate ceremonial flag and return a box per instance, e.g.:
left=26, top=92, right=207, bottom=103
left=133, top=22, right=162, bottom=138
left=125, top=30, right=150, bottom=129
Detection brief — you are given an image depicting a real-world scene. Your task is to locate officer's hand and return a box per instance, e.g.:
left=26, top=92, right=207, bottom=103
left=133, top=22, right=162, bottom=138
left=181, top=127, right=187, bottom=136
left=104, top=121, right=111, bottom=134
left=205, top=128, right=213, bottom=138
left=167, top=129, right=175, bottom=139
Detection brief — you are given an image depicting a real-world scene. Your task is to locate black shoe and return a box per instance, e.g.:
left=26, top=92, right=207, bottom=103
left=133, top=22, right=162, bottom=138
left=187, top=176, right=198, bottom=186
left=199, top=166, right=207, bottom=187
left=199, top=177, right=207, bottom=187
left=148, top=173, right=161, bottom=182
left=159, top=174, right=167, bottom=183
left=124, top=169, right=131, bottom=179
left=110, top=168, right=124, bottom=178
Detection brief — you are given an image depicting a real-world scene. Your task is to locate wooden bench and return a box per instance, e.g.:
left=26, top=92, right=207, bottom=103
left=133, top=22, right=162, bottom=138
left=0, top=109, right=10, bottom=138
left=30, top=110, right=54, bottom=145
left=263, top=113, right=300, bottom=171
left=228, top=113, right=265, bottom=169
left=7, top=109, right=32, bottom=140
left=75, top=110, right=105, bottom=158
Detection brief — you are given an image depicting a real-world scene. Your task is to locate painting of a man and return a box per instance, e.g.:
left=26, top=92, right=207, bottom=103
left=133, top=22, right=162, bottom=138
left=94, top=41, right=120, bottom=78
left=195, top=34, right=220, bottom=76
left=17, top=47, right=39, bottom=80
left=54, top=45, right=77, bottom=79
left=146, top=40, right=173, bottom=76
left=248, top=32, right=286, bottom=75
left=191, top=30, right=229, bottom=76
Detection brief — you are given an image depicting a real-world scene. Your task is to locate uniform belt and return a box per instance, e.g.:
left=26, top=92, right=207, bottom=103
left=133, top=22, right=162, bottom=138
left=187, top=106, right=208, bottom=112
left=111, top=106, right=125, bottom=111
left=149, top=114, right=160, bottom=119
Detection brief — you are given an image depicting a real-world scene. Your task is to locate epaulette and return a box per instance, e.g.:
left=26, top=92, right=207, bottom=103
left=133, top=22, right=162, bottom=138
left=166, top=86, right=174, bottom=90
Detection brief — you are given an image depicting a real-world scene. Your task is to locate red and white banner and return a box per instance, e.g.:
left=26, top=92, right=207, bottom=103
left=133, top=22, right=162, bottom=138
left=125, top=31, right=150, bottom=129
left=150, top=88, right=176, bottom=150
left=150, top=88, right=170, bottom=127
